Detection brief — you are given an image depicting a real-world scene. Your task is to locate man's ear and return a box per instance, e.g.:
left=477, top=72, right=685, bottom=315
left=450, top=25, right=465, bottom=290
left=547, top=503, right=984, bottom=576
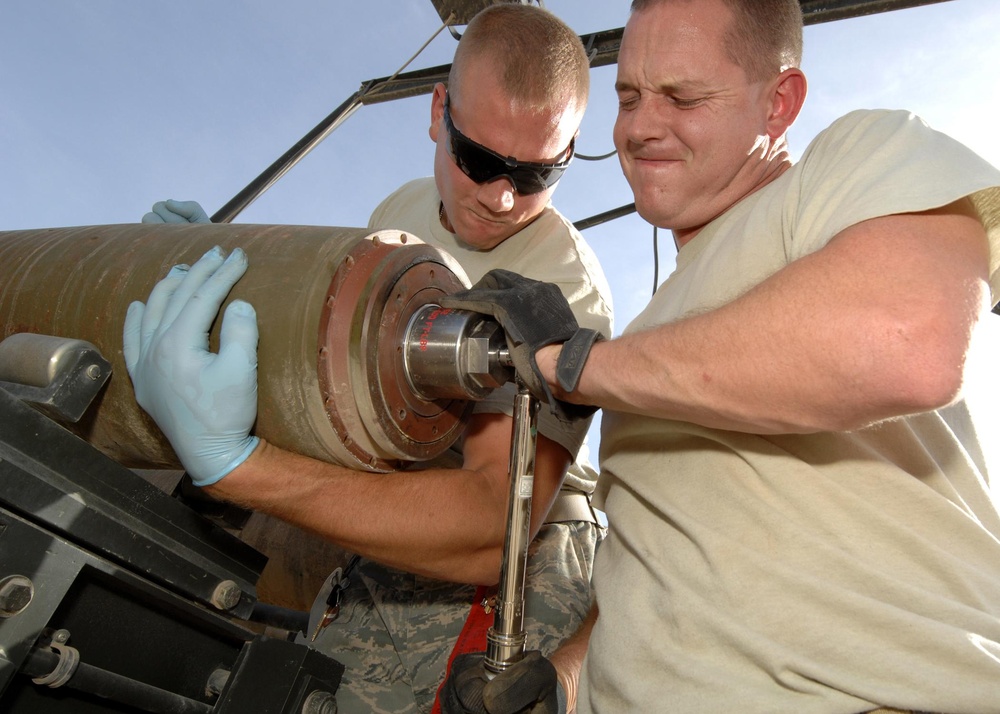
left=766, top=68, right=807, bottom=139
left=429, top=83, right=447, bottom=142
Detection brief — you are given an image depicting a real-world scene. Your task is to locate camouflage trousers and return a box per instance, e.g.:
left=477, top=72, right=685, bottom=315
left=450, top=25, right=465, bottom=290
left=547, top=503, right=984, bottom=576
left=300, top=520, right=601, bottom=714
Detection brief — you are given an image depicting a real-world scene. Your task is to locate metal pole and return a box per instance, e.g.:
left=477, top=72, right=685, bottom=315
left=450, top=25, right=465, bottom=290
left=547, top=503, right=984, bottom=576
left=211, top=89, right=367, bottom=223
left=573, top=202, right=636, bottom=232
left=484, top=382, right=538, bottom=674
left=23, top=646, right=214, bottom=714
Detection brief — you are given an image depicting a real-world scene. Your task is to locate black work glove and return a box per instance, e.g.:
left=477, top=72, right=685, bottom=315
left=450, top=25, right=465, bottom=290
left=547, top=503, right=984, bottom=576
left=440, top=270, right=602, bottom=423
left=439, top=651, right=566, bottom=714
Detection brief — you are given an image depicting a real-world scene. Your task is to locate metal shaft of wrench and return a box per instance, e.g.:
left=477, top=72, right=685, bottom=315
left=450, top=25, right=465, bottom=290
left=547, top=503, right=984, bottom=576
left=484, top=382, right=539, bottom=675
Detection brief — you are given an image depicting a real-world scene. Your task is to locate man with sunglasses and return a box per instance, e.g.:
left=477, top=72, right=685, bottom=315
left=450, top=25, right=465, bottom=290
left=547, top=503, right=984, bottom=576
left=133, top=5, right=611, bottom=713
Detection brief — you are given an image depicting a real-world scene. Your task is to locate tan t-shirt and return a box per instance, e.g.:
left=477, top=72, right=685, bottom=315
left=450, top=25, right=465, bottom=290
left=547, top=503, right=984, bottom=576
left=369, top=177, right=614, bottom=493
left=584, top=110, right=1000, bottom=713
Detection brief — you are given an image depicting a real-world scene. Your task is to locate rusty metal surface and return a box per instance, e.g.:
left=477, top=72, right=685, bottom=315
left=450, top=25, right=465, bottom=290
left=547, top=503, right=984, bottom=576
left=0, top=223, right=470, bottom=472
left=318, top=229, right=472, bottom=471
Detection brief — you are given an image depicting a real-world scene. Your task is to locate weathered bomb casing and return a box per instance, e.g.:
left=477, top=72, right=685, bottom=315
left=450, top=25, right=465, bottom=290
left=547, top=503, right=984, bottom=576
left=0, top=223, right=474, bottom=474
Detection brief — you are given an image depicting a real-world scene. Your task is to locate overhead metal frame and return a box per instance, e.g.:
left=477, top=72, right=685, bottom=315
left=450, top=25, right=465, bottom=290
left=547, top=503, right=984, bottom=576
left=798, top=0, right=952, bottom=23
left=211, top=0, right=955, bottom=225
left=428, top=0, right=526, bottom=26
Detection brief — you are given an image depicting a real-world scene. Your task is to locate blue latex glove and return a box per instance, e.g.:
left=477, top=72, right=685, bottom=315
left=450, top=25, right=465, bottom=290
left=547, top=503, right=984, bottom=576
left=122, top=245, right=259, bottom=486
left=142, top=199, right=212, bottom=224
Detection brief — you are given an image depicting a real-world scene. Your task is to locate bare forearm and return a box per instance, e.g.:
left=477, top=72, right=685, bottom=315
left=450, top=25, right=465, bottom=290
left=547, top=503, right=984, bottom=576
left=207, top=439, right=508, bottom=583
left=205, top=409, right=570, bottom=584
left=543, top=204, right=990, bottom=434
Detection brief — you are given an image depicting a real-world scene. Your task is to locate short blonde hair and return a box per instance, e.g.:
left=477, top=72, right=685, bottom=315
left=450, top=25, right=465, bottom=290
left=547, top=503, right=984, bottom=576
left=449, top=4, right=589, bottom=113
left=630, top=0, right=803, bottom=81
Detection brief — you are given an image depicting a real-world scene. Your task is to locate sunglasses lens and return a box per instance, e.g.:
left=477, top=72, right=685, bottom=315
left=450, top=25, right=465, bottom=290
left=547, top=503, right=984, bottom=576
left=444, top=100, right=570, bottom=195
left=453, top=137, right=506, bottom=182
left=508, top=168, right=553, bottom=195
left=452, top=136, right=564, bottom=195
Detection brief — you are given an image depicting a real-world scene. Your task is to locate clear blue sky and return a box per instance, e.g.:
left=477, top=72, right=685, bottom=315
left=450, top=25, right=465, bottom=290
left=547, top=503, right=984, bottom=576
left=3, top=0, right=999, bottom=453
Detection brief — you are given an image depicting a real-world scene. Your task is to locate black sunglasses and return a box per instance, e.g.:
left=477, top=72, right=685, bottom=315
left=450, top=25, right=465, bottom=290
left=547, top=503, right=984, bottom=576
left=442, top=94, right=575, bottom=196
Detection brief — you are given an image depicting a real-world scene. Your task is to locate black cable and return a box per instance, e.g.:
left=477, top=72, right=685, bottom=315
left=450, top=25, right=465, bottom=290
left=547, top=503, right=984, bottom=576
left=576, top=149, right=617, bottom=161
left=652, top=225, right=659, bottom=297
